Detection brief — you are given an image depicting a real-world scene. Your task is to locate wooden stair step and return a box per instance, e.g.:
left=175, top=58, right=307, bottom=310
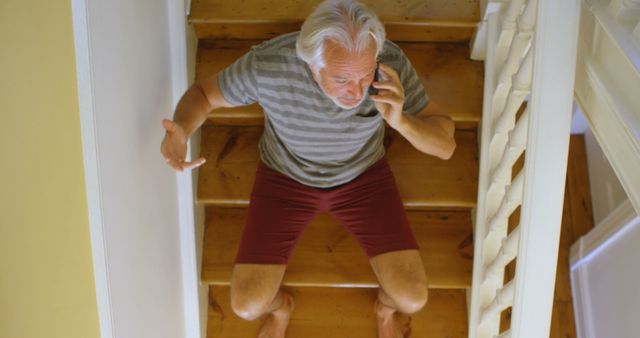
left=196, top=40, right=483, bottom=128
left=197, top=125, right=478, bottom=208
left=202, top=208, right=473, bottom=288
left=208, top=285, right=468, bottom=337
left=189, top=0, right=479, bottom=42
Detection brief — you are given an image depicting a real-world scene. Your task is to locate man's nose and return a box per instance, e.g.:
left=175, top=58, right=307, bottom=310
left=346, top=82, right=363, bottom=99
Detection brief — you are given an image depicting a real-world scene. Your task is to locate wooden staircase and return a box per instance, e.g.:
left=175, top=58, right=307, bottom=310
left=191, top=0, right=483, bottom=336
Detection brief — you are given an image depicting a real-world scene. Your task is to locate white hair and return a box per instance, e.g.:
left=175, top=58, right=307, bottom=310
left=296, top=0, right=386, bottom=73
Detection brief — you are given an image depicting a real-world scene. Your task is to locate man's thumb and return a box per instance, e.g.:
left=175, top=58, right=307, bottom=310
left=162, top=119, right=176, bottom=133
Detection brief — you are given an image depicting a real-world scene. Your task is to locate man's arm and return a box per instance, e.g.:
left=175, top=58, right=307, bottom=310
left=172, top=75, right=235, bottom=138
left=371, top=63, right=456, bottom=160
left=394, top=100, right=456, bottom=160
left=161, top=74, right=236, bottom=171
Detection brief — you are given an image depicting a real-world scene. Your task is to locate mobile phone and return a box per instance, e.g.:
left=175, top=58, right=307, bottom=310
left=367, top=63, right=380, bottom=96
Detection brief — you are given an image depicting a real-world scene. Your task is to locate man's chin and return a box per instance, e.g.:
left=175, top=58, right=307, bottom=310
left=332, top=97, right=365, bottom=110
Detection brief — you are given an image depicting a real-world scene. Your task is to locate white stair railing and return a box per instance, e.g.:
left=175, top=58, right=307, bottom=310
left=468, top=0, right=581, bottom=337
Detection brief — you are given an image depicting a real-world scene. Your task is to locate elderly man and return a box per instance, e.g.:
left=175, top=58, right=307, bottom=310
left=161, top=0, right=455, bottom=337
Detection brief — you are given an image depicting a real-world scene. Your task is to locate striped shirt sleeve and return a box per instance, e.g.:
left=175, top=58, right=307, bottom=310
left=397, top=49, right=429, bottom=115
left=216, top=49, right=260, bottom=106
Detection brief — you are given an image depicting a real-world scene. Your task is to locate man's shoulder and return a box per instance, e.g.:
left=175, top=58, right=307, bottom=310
left=250, top=31, right=300, bottom=56
left=380, top=39, right=405, bottom=61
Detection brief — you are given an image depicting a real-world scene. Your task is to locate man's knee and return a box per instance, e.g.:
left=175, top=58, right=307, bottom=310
left=230, top=287, right=271, bottom=321
left=389, top=281, right=429, bottom=314
left=371, top=250, right=429, bottom=314
left=230, top=264, right=285, bottom=321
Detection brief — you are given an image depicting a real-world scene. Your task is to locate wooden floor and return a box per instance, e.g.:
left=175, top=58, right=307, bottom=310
left=501, top=135, right=595, bottom=337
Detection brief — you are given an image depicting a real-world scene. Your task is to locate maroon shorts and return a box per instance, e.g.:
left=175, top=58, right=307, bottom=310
left=235, top=157, right=419, bottom=265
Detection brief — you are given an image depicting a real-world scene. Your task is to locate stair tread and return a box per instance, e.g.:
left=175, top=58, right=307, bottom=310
left=189, top=0, right=479, bottom=42
left=196, top=41, right=483, bottom=127
left=197, top=125, right=478, bottom=208
left=208, top=286, right=469, bottom=337
left=202, top=208, right=473, bottom=288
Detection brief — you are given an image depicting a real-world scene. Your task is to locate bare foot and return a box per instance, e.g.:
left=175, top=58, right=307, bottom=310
left=375, top=299, right=411, bottom=338
left=257, top=292, right=295, bottom=338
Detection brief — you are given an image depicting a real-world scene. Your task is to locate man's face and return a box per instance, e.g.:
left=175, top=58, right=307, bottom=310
left=310, top=39, right=378, bottom=109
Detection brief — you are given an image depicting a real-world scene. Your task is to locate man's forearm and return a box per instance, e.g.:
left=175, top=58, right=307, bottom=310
left=172, top=83, right=213, bottom=138
left=395, top=114, right=456, bottom=159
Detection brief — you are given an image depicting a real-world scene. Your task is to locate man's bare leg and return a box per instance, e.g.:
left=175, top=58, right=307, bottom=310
left=256, top=290, right=294, bottom=338
left=370, top=250, right=429, bottom=338
left=230, top=264, right=294, bottom=338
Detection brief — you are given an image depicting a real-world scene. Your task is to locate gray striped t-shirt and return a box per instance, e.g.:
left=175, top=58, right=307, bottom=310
left=217, top=31, right=429, bottom=188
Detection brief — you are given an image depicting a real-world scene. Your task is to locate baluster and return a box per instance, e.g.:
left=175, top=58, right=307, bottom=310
left=495, top=0, right=536, bottom=92
left=489, top=108, right=530, bottom=187
left=486, top=172, right=524, bottom=237
left=491, top=49, right=533, bottom=142
left=480, top=280, right=516, bottom=326
left=483, top=227, right=521, bottom=283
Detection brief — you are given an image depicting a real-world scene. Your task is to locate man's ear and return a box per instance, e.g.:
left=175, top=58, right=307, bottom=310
left=307, top=63, right=320, bottom=82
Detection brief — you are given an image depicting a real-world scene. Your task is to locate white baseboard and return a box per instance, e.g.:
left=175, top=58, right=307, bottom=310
left=570, top=199, right=638, bottom=270
left=570, top=198, right=639, bottom=338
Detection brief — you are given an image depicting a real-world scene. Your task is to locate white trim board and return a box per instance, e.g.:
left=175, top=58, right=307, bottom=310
left=71, top=0, right=114, bottom=336
left=168, top=0, right=206, bottom=336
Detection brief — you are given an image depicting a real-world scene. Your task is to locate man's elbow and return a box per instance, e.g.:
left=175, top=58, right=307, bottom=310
left=438, top=137, right=456, bottom=160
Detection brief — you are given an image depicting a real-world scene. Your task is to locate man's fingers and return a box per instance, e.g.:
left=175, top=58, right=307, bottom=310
left=371, top=94, right=402, bottom=106
left=166, top=156, right=207, bottom=172
left=372, top=81, right=402, bottom=96
left=182, top=157, right=207, bottom=170
left=378, top=63, right=401, bottom=83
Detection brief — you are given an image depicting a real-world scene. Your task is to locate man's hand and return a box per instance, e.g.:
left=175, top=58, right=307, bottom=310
left=160, top=119, right=206, bottom=172
left=370, top=63, right=406, bottom=130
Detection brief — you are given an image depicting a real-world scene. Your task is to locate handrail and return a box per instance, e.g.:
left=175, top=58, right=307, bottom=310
left=468, top=0, right=581, bottom=337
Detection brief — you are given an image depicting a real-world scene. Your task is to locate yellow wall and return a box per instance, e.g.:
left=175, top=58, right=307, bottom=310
left=0, top=1, right=101, bottom=338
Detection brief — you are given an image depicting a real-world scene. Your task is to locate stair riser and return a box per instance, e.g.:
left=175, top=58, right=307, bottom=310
left=193, top=22, right=476, bottom=42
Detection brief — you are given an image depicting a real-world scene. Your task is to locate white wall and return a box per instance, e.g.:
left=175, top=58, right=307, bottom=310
left=583, top=129, right=629, bottom=224
left=73, top=0, right=202, bottom=337
left=572, top=108, right=628, bottom=224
